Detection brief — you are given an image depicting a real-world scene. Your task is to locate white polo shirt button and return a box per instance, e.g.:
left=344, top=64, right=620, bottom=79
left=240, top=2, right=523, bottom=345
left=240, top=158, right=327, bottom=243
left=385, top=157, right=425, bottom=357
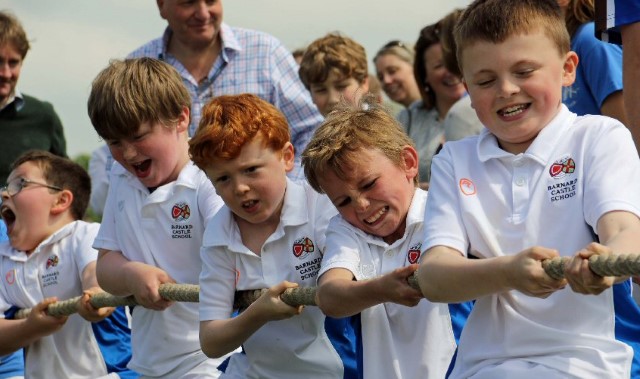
left=515, top=177, right=525, bottom=186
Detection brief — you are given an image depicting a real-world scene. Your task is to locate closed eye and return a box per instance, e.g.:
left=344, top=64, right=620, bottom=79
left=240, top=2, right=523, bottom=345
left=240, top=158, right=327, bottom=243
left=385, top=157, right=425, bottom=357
left=362, top=179, right=377, bottom=190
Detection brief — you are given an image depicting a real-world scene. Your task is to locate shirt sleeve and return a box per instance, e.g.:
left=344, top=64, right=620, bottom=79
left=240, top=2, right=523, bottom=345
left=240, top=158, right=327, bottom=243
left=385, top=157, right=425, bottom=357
left=197, top=172, right=224, bottom=227
left=199, top=245, right=237, bottom=321
left=92, top=170, right=121, bottom=251
left=74, top=223, right=101, bottom=275
left=318, top=216, right=363, bottom=280
left=582, top=118, right=640, bottom=227
left=421, top=145, right=470, bottom=255
left=579, top=28, right=624, bottom=107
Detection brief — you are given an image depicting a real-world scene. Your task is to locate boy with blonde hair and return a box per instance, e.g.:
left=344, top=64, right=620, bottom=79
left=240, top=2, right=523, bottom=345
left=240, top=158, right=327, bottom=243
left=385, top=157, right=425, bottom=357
left=417, top=0, right=640, bottom=377
left=189, top=93, right=357, bottom=379
left=298, top=33, right=370, bottom=116
left=0, top=150, right=134, bottom=378
left=88, top=58, right=229, bottom=378
left=302, top=97, right=471, bottom=379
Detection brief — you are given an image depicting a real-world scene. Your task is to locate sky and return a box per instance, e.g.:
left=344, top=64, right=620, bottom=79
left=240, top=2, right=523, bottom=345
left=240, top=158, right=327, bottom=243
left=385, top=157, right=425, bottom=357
left=2, top=0, right=471, bottom=158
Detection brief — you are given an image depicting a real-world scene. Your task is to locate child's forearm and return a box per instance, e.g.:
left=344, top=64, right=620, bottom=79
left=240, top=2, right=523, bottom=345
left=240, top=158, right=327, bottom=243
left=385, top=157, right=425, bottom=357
left=200, top=310, right=269, bottom=358
left=317, top=275, right=387, bottom=317
left=0, top=319, right=46, bottom=355
left=95, top=250, right=134, bottom=296
left=418, top=246, right=511, bottom=302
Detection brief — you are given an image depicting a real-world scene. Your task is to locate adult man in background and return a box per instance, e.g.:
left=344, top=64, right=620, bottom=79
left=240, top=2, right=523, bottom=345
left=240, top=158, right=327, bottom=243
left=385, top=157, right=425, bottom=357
left=128, top=0, right=322, bottom=180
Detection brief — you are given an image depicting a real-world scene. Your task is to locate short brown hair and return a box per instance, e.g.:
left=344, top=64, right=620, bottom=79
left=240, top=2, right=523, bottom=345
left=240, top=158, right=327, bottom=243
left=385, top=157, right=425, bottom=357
left=302, top=95, right=418, bottom=192
left=11, top=150, right=91, bottom=220
left=299, top=33, right=368, bottom=89
left=0, top=11, right=30, bottom=58
left=87, top=58, right=191, bottom=141
left=189, top=94, right=290, bottom=169
left=455, top=0, right=570, bottom=69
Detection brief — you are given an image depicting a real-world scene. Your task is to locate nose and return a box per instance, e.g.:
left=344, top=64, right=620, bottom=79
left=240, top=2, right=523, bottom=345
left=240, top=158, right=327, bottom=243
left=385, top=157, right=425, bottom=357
left=354, top=194, right=370, bottom=213
left=0, top=62, right=10, bottom=78
left=232, top=178, right=250, bottom=196
left=497, top=77, right=519, bottom=98
left=193, top=0, right=209, bottom=19
left=380, top=73, right=393, bottom=85
left=327, top=87, right=341, bottom=105
left=120, top=141, right=137, bottom=161
left=1, top=187, right=9, bottom=202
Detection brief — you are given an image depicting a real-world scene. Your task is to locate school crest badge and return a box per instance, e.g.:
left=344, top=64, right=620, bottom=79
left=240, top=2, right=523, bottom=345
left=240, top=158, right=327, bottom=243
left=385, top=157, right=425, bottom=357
left=292, top=237, right=315, bottom=259
left=407, top=242, right=422, bottom=264
left=5, top=269, right=15, bottom=285
left=549, top=156, right=576, bottom=179
left=46, top=255, right=59, bottom=269
left=171, top=202, right=191, bottom=222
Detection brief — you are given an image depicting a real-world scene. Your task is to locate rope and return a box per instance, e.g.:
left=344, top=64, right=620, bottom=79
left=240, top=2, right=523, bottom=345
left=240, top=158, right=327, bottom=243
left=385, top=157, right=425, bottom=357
left=13, top=254, right=640, bottom=316
left=14, top=283, right=199, bottom=319
left=541, top=253, right=640, bottom=280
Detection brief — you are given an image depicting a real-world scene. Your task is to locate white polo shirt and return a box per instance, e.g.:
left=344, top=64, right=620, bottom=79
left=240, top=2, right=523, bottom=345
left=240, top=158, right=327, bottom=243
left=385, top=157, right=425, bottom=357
left=318, top=188, right=458, bottom=379
left=199, top=179, right=348, bottom=379
left=94, top=161, right=225, bottom=378
left=0, top=221, right=111, bottom=378
left=423, top=105, right=639, bottom=378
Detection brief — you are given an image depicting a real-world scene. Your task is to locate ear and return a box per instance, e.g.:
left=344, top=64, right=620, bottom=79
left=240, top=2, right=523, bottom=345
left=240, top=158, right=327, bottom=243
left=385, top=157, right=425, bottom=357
left=401, top=145, right=419, bottom=181
left=561, top=51, right=579, bottom=87
left=281, top=142, right=295, bottom=173
left=462, top=79, right=474, bottom=109
left=50, top=189, right=73, bottom=216
left=360, top=76, right=370, bottom=94
left=176, top=106, right=190, bottom=134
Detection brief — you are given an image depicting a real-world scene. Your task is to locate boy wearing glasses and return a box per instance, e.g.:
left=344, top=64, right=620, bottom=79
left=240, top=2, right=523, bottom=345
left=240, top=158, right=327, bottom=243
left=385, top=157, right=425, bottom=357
left=0, top=150, right=135, bottom=378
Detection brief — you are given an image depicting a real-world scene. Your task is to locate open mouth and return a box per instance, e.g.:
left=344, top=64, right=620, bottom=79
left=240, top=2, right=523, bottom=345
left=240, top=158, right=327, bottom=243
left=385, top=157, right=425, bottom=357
left=0, top=205, right=15, bottom=226
left=242, top=200, right=257, bottom=208
left=132, top=159, right=152, bottom=178
left=498, top=103, right=530, bottom=117
left=364, top=206, right=389, bottom=225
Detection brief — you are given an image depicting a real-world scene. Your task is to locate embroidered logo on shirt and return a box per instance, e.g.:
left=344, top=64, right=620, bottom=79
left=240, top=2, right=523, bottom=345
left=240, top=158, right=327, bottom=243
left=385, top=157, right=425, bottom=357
left=5, top=269, right=15, bottom=285
left=171, top=202, right=191, bottom=221
left=459, top=178, right=476, bottom=196
left=292, top=237, right=314, bottom=259
left=46, top=255, right=59, bottom=269
left=549, top=156, right=576, bottom=179
left=407, top=242, right=422, bottom=264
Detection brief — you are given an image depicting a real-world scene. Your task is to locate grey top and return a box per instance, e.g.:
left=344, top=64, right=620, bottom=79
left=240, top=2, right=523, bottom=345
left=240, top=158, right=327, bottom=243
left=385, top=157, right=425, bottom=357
left=397, top=101, right=444, bottom=184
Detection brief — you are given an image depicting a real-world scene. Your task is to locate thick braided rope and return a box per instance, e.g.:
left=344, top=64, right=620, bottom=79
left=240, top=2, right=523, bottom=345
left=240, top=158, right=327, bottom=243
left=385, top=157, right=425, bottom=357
left=14, top=283, right=199, bottom=319
left=233, top=278, right=423, bottom=309
left=17, top=254, right=640, bottom=316
left=542, top=254, right=640, bottom=280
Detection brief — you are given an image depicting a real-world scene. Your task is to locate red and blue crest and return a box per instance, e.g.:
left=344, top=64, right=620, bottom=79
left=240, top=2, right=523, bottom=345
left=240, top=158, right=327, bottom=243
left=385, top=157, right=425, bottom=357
left=46, top=255, right=59, bottom=269
left=293, top=237, right=315, bottom=259
left=171, top=202, right=191, bottom=221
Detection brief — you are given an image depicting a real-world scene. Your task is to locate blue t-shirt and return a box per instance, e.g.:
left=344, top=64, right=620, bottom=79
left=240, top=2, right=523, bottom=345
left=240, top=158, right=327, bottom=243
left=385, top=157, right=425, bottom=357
left=596, top=0, right=640, bottom=44
left=562, top=22, right=623, bottom=116
left=614, top=281, right=640, bottom=379
left=0, top=350, right=23, bottom=379
left=0, top=221, right=7, bottom=243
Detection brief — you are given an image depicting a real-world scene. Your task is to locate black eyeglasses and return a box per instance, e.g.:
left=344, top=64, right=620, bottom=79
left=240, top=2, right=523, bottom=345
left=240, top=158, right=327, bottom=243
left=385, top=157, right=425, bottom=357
left=1, top=178, right=63, bottom=198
